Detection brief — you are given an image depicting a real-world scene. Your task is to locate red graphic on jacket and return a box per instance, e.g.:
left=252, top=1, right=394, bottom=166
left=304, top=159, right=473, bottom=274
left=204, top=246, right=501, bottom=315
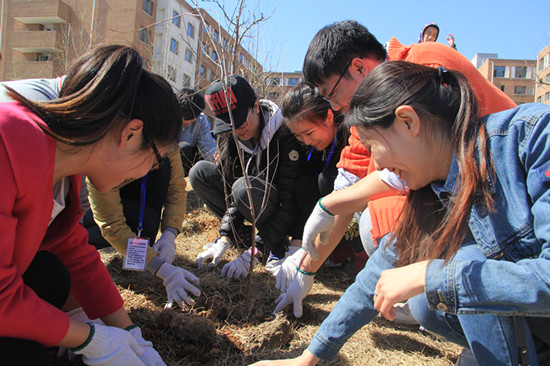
left=205, top=86, right=238, bottom=115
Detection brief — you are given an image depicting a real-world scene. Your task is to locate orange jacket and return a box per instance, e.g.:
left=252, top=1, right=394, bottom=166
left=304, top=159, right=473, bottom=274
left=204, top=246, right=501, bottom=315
left=339, top=37, right=517, bottom=244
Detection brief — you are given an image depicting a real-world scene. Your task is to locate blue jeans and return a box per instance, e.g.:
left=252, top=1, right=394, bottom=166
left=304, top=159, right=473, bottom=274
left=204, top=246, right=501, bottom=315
left=309, top=239, right=541, bottom=365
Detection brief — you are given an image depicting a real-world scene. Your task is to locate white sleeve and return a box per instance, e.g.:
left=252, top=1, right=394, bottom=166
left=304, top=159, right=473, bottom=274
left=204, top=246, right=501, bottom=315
left=333, top=168, right=362, bottom=191
left=378, top=169, right=408, bottom=191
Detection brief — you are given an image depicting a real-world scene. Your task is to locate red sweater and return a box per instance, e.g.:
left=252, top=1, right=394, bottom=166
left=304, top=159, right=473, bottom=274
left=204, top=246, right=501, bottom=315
left=0, top=102, right=123, bottom=346
left=337, top=37, right=517, bottom=177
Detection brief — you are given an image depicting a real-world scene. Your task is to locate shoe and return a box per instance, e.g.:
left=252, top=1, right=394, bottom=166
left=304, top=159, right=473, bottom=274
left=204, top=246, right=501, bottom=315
left=455, top=348, right=477, bottom=366
left=393, top=302, right=419, bottom=325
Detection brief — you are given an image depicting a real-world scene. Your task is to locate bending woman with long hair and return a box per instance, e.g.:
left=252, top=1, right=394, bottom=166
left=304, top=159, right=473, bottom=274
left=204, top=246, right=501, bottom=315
left=254, top=61, right=550, bottom=365
left=0, top=45, right=182, bottom=365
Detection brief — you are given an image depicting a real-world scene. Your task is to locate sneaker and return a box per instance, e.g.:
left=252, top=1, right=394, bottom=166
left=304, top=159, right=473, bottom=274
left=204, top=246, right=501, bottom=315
left=393, top=302, right=419, bottom=325
left=455, top=348, right=477, bottom=366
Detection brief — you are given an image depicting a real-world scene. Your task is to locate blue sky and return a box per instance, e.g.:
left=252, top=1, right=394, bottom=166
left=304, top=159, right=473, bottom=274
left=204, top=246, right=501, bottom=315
left=197, top=0, right=550, bottom=72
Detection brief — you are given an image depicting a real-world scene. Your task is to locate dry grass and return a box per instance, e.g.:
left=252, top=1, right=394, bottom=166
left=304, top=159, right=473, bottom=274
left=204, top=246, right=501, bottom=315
left=53, top=189, right=461, bottom=365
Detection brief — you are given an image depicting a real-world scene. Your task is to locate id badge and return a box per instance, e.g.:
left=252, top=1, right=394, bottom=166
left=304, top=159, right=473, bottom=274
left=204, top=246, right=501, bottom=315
left=123, top=237, right=150, bottom=271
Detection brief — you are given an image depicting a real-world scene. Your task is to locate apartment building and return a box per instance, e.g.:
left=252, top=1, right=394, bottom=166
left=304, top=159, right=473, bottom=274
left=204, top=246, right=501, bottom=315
left=152, top=0, right=199, bottom=90
left=475, top=54, right=537, bottom=105
left=262, top=71, right=303, bottom=105
left=536, top=44, right=550, bottom=105
left=0, top=0, right=157, bottom=81
left=194, top=7, right=261, bottom=92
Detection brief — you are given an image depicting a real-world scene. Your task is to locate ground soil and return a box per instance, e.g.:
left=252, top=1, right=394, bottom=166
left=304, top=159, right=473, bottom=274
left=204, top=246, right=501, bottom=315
left=53, top=188, right=461, bottom=366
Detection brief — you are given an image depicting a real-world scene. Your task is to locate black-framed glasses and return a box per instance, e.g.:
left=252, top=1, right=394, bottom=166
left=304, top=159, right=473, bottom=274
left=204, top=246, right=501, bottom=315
left=325, top=60, right=352, bottom=100
left=236, top=108, right=253, bottom=131
left=143, top=131, right=163, bottom=169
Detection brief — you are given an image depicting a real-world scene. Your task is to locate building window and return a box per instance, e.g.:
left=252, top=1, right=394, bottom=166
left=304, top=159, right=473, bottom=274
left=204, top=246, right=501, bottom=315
left=167, top=65, right=176, bottom=82
left=528, top=87, right=535, bottom=95
left=540, top=57, right=546, bottom=71
left=514, top=66, right=527, bottom=79
left=493, top=66, right=506, bottom=78
left=187, top=23, right=195, bottom=39
left=213, top=30, right=219, bottom=42
left=268, top=92, right=279, bottom=100
left=182, top=74, right=191, bottom=88
left=222, top=38, right=228, bottom=50
left=270, top=78, right=280, bottom=86
left=514, top=86, right=526, bottom=95
left=545, top=92, right=550, bottom=102
left=537, top=96, right=542, bottom=103
left=199, top=65, right=205, bottom=76
left=37, top=53, right=51, bottom=61
left=142, top=0, right=154, bottom=16
left=546, top=73, right=550, bottom=83
left=201, top=42, right=206, bottom=55
left=139, top=28, right=150, bottom=44
left=498, top=85, right=505, bottom=91
left=172, top=11, right=181, bottom=27
left=238, top=53, right=243, bottom=63
left=170, top=38, right=178, bottom=54
left=211, top=50, right=217, bottom=61
left=287, top=78, right=300, bottom=86
left=207, top=70, right=213, bottom=81
left=185, top=49, right=192, bottom=63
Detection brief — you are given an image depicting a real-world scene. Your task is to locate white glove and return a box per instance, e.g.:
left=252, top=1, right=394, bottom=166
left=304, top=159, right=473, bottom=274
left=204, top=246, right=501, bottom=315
left=221, top=251, right=259, bottom=280
left=275, top=247, right=307, bottom=292
left=72, top=323, right=146, bottom=366
left=196, top=238, right=231, bottom=269
left=156, top=262, right=201, bottom=307
left=57, top=307, right=105, bottom=360
left=266, top=245, right=302, bottom=278
left=303, top=201, right=335, bottom=260
left=273, top=271, right=315, bottom=318
left=128, top=326, right=166, bottom=366
left=152, top=230, right=177, bottom=264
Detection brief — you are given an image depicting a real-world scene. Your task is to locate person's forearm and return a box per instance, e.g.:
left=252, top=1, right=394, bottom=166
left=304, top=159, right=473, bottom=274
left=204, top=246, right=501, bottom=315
left=322, top=171, right=396, bottom=215
left=100, top=307, right=133, bottom=329
left=58, top=319, right=92, bottom=348
left=300, top=215, right=352, bottom=273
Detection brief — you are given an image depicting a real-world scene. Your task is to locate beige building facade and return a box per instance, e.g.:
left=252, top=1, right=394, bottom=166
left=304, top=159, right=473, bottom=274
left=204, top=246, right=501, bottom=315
left=0, top=0, right=157, bottom=81
left=536, top=44, right=550, bottom=105
left=261, top=71, right=303, bottom=106
left=476, top=55, right=537, bottom=105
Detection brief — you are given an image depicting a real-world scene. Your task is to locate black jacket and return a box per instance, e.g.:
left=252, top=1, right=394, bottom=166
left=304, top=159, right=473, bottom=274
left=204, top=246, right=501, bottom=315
left=217, top=100, right=305, bottom=258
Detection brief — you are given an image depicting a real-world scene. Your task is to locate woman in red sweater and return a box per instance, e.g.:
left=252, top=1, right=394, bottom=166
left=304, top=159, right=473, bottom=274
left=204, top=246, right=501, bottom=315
left=0, top=45, right=182, bottom=365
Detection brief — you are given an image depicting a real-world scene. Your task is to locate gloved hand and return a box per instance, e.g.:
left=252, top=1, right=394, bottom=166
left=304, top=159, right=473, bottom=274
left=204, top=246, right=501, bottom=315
left=128, top=326, right=165, bottom=366
left=221, top=251, right=259, bottom=280
left=303, top=200, right=335, bottom=260
left=72, top=323, right=146, bottom=366
left=152, top=230, right=177, bottom=264
left=275, top=247, right=306, bottom=292
left=266, top=245, right=302, bottom=278
left=57, top=307, right=105, bottom=360
left=273, top=271, right=315, bottom=318
left=156, top=263, right=201, bottom=307
left=196, top=237, right=231, bottom=269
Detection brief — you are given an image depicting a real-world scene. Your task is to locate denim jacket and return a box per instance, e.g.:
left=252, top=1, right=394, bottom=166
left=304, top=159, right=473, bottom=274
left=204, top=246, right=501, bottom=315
left=308, top=103, right=550, bottom=361
left=426, top=103, right=550, bottom=317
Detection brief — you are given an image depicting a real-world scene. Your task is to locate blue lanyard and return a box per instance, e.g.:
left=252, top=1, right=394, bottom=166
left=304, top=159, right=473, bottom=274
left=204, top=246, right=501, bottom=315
left=307, top=133, right=337, bottom=175
left=137, top=173, right=149, bottom=237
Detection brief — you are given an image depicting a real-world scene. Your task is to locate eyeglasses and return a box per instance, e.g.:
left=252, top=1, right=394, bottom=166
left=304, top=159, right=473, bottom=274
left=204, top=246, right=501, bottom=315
left=143, top=131, right=163, bottom=169
left=325, top=60, right=353, bottom=100
left=236, top=108, right=253, bottom=131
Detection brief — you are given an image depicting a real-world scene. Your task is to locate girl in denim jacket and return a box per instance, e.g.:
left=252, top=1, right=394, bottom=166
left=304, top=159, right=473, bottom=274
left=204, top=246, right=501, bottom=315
left=254, top=61, right=550, bottom=365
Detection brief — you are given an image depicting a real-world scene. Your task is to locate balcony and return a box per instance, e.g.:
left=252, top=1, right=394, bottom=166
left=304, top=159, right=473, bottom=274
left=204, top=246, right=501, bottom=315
left=8, top=60, right=64, bottom=79
left=11, top=30, right=64, bottom=54
left=12, top=0, right=68, bottom=25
